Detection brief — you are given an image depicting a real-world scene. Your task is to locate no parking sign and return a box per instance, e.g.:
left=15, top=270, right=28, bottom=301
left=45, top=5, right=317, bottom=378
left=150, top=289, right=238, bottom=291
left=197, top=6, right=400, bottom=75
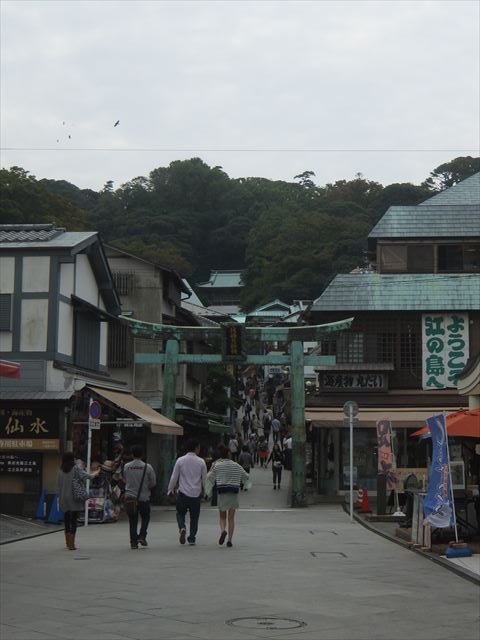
left=88, top=399, right=102, bottom=430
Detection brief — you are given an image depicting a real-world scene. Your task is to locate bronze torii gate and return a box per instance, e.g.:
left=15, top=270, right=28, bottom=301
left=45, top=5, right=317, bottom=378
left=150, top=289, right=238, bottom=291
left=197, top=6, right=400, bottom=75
left=124, top=317, right=353, bottom=507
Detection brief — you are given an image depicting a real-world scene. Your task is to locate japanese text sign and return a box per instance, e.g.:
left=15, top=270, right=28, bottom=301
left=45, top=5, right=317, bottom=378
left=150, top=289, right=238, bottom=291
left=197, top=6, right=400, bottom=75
left=422, top=314, right=469, bottom=390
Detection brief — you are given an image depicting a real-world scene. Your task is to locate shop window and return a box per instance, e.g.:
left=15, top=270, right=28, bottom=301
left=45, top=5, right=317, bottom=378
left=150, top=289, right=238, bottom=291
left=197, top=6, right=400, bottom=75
left=379, top=245, right=407, bottom=272
left=320, top=339, right=337, bottom=356
left=463, top=244, right=480, bottom=272
left=0, top=294, right=12, bottom=331
left=399, top=327, right=418, bottom=369
left=438, top=245, right=463, bottom=272
left=408, top=245, right=433, bottom=272
left=336, top=333, right=364, bottom=363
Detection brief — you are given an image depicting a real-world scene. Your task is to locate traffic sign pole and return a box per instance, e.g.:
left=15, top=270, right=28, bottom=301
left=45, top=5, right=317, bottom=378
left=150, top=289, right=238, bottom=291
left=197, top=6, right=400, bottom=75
left=85, top=399, right=102, bottom=527
left=343, top=401, right=358, bottom=523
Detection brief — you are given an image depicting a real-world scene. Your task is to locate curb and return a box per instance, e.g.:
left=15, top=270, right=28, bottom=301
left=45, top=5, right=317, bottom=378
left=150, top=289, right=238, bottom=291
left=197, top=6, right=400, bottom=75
left=1, top=528, right=64, bottom=546
left=343, top=504, right=480, bottom=586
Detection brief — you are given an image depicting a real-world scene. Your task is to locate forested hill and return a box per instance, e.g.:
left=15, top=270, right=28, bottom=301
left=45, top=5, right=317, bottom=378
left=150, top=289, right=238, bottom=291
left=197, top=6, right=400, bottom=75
left=0, top=156, right=478, bottom=311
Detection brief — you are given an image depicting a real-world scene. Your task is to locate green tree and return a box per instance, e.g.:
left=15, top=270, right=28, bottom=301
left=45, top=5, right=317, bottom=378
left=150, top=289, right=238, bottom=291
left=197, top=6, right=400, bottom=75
left=422, top=156, right=480, bottom=191
left=200, top=366, right=235, bottom=414
left=0, top=167, right=87, bottom=228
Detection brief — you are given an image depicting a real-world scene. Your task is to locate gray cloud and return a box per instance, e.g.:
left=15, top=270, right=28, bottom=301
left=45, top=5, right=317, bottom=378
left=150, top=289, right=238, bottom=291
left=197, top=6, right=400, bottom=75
left=1, top=0, right=478, bottom=190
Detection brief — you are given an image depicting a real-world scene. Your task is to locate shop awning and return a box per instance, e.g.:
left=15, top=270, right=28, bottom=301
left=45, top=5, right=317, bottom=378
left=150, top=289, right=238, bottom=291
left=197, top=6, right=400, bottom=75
left=0, top=360, right=20, bottom=379
left=208, top=420, right=232, bottom=434
left=306, top=407, right=462, bottom=429
left=88, top=386, right=183, bottom=436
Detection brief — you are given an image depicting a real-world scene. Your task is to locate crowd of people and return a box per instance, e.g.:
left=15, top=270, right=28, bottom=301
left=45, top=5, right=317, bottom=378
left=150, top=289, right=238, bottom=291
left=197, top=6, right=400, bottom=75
left=57, top=379, right=292, bottom=551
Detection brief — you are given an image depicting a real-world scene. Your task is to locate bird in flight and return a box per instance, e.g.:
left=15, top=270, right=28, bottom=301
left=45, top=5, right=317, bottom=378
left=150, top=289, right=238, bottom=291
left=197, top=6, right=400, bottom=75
left=114, top=120, right=120, bottom=127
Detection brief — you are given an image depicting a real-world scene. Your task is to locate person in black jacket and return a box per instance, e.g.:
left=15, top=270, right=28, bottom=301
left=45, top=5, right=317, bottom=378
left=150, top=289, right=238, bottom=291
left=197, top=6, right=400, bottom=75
left=266, top=443, right=284, bottom=490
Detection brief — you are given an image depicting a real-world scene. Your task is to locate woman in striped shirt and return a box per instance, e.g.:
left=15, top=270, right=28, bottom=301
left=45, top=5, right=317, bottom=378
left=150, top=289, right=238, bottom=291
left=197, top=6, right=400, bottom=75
left=205, top=444, right=251, bottom=547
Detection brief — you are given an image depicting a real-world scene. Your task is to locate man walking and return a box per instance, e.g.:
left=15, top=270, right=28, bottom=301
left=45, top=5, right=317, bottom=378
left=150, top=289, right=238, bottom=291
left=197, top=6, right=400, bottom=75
left=271, top=416, right=281, bottom=444
left=123, top=445, right=156, bottom=549
left=167, top=438, right=207, bottom=546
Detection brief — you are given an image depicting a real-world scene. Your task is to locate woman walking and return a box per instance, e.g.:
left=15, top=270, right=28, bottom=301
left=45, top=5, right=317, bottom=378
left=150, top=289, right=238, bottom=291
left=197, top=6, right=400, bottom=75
left=266, top=443, right=284, bottom=490
left=57, top=452, right=100, bottom=550
left=205, top=444, right=251, bottom=548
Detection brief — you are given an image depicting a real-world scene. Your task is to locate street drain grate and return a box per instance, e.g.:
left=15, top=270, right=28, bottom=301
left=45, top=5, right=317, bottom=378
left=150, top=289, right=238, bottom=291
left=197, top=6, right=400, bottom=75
left=309, top=530, right=339, bottom=535
left=227, top=617, right=306, bottom=630
left=73, top=556, right=91, bottom=560
left=310, top=551, right=347, bottom=558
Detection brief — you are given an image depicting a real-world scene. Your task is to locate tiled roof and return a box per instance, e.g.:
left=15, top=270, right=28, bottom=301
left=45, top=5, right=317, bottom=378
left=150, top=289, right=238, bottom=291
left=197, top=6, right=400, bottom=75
left=0, top=224, right=65, bottom=243
left=196, top=271, right=243, bottom=288
left=368, top=205, right=479, bottom=238
left=419, top=172, right=480, bottom=206
left=0, top=224, right=96, bottom=248
left=310, top=273, right=480, bottom=312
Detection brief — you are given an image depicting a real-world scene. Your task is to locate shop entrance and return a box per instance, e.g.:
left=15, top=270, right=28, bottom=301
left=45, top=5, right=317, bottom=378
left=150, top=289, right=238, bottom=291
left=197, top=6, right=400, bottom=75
left=125, top=317, right=353, bottom=507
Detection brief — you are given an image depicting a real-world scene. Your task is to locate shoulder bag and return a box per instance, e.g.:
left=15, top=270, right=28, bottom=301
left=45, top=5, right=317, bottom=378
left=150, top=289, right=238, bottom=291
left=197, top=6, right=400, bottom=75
left=72, top=466, right=89, bottom=502
left=124, top=462, right=148, bottom=517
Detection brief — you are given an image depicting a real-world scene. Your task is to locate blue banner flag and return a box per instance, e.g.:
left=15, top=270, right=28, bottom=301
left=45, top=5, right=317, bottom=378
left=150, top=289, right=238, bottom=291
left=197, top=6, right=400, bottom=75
left=423, top=414, right=453, bottom=528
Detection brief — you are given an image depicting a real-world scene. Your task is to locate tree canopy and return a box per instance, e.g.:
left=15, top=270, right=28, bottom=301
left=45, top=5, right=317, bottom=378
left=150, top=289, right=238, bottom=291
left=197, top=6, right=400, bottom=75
left=1, top=156, right=478, bottom=311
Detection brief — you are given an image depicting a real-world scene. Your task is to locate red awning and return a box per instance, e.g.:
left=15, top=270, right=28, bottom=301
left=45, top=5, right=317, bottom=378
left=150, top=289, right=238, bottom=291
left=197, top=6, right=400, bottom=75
left=410, top=408, right=480, bottom=439
left=0, top=360, right=21, bottom=379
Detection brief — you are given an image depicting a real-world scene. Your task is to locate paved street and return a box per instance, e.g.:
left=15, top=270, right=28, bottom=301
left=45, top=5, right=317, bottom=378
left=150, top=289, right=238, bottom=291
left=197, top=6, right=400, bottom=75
left=1, top=466, right=479, bottom=640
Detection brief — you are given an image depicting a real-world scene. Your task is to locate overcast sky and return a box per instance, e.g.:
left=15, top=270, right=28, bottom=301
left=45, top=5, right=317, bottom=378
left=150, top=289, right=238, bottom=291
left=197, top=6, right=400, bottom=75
left=1, top=0, right=478, bottom=191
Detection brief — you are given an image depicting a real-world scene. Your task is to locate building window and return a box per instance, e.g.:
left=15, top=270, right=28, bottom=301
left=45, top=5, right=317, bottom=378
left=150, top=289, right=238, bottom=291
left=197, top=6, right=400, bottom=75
left=74, top=311, right=100, bottom=370
left=408, top=245, right=434, bottom=272
left=376, top=332, right=395, bottom=363
left=438, top=245, right=463, bottom=272
left=108, top=322, right=132, bottom=368
left=379, top=245, right=407, bottom=272
left=337, top=333, right=364, bottom=363
left=112, top=272, right=135, bottom=295
left=463, top=244, right=480, bottom=272
left=0, top=294, right=12, bottom=331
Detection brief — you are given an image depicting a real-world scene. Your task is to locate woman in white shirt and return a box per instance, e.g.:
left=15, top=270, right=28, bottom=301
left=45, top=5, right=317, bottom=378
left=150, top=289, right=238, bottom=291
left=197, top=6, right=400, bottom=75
left=205, top=444, right=251, bottom=548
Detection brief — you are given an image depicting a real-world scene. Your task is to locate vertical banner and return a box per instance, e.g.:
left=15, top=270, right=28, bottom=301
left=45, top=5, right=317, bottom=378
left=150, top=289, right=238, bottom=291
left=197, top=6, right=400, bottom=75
left=422, top=313, right=469, bottom=390
left=376, top=418, right=396, bottom=491
left=423, top=414, right=453, bottom=528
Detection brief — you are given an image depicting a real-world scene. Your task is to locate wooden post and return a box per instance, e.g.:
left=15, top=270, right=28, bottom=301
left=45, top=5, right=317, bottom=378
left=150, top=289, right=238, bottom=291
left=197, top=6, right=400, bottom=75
left=290, top=340, right=306, bottom=507
left=159, top=339, right=179, bottom=498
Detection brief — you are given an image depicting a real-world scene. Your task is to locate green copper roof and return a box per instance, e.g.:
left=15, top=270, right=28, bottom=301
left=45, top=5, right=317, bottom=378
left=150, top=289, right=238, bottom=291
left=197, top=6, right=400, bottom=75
left=311, top=273, right=480, bottom=312
left=420, top=172, right=480, bottom=206
left=196, top=271, right=243, bottom=288
left=248, top=299, right=291, bottom=317
left=368, top=205, right=479, bottom=238
left=369, top=172, right=480, bottom=239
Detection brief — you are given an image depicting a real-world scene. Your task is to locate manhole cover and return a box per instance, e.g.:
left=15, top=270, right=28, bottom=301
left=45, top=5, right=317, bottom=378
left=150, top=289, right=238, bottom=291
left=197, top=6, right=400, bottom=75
left=227, top=617, right=306, bottom=630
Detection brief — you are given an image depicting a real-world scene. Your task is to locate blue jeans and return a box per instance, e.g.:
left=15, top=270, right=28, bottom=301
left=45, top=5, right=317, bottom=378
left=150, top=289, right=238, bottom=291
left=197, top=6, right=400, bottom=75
left=176, top=492, right=201, bottom=542
left=128, top=500, right=150, bottom=544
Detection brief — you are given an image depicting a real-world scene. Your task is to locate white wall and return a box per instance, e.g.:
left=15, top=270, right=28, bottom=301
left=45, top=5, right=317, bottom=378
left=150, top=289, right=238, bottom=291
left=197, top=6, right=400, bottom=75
left=0, top=257, right=15, bottom=351
left=0, top=257, right=15, bottom=293
left=20, top=299, right=48, bottom=351
left=0, top=333, right=12, bottom=350
left=22, top=257, right=50, bottom=292
left=99, top=322, right=108, bottom=366
left=57, top=301, right=73, bottom=356
left=75, top=254, right=98, bottom=305
left=59, top=263, right=74, bottom=298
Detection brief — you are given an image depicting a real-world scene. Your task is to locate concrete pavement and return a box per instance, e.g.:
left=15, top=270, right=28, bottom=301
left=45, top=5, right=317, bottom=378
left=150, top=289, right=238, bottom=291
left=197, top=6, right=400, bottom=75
left=1, top=466, right=479, bottom=640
